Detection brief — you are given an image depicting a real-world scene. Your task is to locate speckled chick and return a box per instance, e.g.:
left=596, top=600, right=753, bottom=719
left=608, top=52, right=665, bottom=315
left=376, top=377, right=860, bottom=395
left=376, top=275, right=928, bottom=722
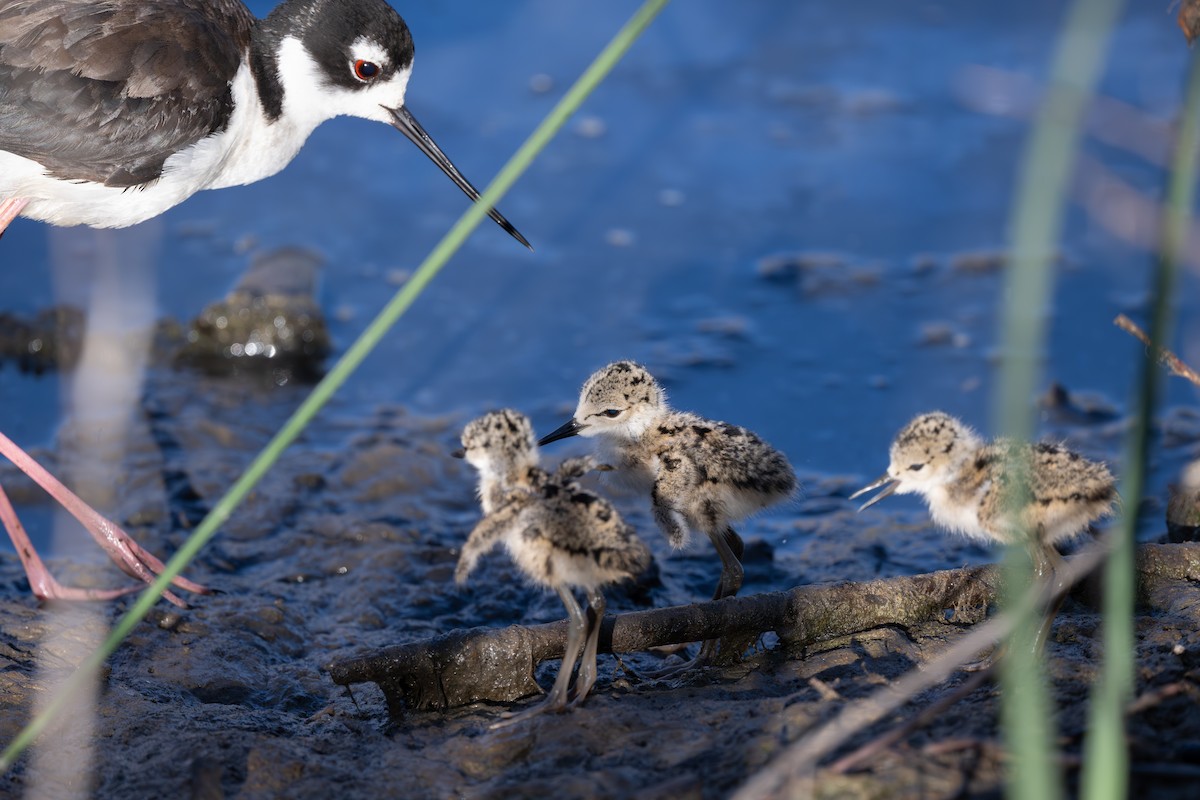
left=852, top=411, right=1117, bottom=664
left=455, top=409, right=651, bottom=724
left=851, top=411, right=1117, bottom=550
left=539, top=361, right=797, bottom=624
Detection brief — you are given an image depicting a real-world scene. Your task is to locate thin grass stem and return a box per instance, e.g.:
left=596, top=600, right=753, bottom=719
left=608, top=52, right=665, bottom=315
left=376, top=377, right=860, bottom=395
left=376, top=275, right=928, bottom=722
left=0, top=0, right=672, bottom=773
left=1080, top=45, right=1200, bottom=800
left=994, top=1, right=1124, bottom=798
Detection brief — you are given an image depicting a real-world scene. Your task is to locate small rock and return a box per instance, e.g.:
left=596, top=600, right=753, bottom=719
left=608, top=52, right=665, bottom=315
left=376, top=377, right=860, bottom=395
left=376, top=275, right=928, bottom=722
left=658, top=188, right=686, bottom=207
left=575, top=115, right=607, bottom=138
left=176, top=246, right=330, bottom=382
left=0, top=306, right=86, bottom=373
left=950, top=249, right=1007, bottom=274
left=1167, top=460, right=1200, bottom=543
left=914, top=321, right=968, bottom=348
left=385, top=268, right=411, bottom=286
left=1039, top=382, right=1120, bottom=423
left=756, top=251, right=846, bottom=283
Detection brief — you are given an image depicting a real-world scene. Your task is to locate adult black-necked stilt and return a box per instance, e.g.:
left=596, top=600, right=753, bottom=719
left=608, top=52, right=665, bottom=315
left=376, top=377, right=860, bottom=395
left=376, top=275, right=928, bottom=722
left=0, top=0, right=529, bottom=245
left=0, top=0, right=529, bottom=605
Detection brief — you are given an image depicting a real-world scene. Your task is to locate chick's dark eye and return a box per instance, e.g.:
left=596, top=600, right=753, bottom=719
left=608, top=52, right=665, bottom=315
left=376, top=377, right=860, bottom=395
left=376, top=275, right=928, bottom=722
left=602, top=409, right=622, bottom=418
left=353, top=60, right=380, bottom=81
left=908, top=463, right=925, bottom=472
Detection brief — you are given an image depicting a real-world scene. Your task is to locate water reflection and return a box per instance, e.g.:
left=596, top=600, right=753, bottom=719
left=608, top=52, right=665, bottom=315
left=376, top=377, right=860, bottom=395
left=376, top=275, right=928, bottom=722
left=28, top=224, right=159, bottom=800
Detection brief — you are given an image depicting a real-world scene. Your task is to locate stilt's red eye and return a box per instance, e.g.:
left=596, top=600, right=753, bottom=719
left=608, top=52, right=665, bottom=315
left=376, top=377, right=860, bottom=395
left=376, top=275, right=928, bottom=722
left=353, top=60, right=380, bottom=81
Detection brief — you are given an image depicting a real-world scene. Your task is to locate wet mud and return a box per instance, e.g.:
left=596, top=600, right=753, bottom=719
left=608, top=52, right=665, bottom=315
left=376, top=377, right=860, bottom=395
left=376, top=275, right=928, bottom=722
left=2, top=0, right=1200, bottom=797
left=1, top=359, right=1198, bottom=797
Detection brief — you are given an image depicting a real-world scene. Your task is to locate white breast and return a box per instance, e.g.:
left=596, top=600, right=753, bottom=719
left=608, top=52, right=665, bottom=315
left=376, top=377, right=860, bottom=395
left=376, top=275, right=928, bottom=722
left=925, top=484, right=992, bottom=544
left=1, top=50, right=319, bottom=229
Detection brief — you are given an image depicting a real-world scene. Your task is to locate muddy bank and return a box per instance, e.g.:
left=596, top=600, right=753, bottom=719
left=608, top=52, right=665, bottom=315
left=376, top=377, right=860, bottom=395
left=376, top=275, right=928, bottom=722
left=1, top=365, right=1198, bottom=798
left=1, top=0, right=1198, bottom=795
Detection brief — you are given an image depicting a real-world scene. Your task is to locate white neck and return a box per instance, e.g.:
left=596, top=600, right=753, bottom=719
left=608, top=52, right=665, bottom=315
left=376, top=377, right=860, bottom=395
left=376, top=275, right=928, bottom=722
left=202, top=38, right=337, bottom=190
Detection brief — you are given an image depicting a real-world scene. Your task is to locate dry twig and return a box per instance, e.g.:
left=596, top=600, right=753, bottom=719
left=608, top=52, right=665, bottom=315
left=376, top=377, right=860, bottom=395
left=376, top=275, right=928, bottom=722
left=732, top=542, right=1200, bottom=799
left=1126, top=680, right=1188, bottom=716
left=1114, top=313, right=1200, bottom=388
left=828, top=667, right=994, bottom=775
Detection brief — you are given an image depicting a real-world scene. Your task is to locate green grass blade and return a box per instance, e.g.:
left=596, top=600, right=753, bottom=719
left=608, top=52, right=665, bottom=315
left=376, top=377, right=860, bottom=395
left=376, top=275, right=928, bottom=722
left=1080, top=45, right=1200, bottom=800
left=994, top=1, right=1124, bottom=798
left=0, top=0, right=672, bottom=773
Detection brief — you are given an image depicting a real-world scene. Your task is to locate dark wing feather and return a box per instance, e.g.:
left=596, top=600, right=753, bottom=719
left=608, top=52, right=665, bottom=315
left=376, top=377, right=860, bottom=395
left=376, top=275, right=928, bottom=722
left=0, top=0, right=255, bottom=186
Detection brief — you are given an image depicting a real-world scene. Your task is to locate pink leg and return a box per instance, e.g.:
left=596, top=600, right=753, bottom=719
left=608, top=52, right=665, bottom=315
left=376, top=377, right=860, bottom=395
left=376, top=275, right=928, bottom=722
left=0, top=198, right=28, bottom=236
left=0, top=431, right=208, bottom=607
left=0, top=484, right=140, bottom=602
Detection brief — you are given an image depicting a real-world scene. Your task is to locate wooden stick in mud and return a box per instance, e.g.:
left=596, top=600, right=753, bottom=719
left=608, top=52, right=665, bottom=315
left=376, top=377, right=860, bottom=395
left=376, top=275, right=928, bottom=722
left=328, top=543, right=1200, bottom=719
left=1114, top=313, right=1200, bottom=388
left=328, top=565, right=1003, bottom=717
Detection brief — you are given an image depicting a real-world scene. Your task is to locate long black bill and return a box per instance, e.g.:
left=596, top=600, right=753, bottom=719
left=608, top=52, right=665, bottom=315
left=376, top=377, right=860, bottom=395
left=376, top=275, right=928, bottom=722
left=848, top=473, right=899, bottom=512
left=538, top=418, right=585, bottom=446
left=388, top=105, right=532, bottom=250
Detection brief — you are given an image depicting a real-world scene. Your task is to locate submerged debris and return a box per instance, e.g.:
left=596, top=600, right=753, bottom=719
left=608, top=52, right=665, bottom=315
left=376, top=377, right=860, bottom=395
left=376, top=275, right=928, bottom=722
left=1039, top=381, right=1120, bottom=424
left=755, top=251, right=881, bottom=296
left=1168, top=461, right=1200, bottom=543
left=0, top=306, right=86, bottom=373
left=948, top=248, right=1071, bottom=276
left=916, top=321, right=970, bottom=349
left=176, top=247, right=331, bottom=383
left=948, top=249, right=1008, bottom=275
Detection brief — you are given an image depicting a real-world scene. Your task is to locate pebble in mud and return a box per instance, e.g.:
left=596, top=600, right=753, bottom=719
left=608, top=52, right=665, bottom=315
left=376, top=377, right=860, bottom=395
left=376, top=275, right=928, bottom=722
left=454, top=409, right=651, bottom=725
left=538, top=361, right=797, bottom=671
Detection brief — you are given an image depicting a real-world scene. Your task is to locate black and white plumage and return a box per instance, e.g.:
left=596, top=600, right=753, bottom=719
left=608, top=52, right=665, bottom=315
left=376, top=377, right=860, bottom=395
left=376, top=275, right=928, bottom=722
left=0, top=0, right=530, bottom=608
left=454, top=409, right=651, bottom=726
left=0, top=0, right=529, bottom=245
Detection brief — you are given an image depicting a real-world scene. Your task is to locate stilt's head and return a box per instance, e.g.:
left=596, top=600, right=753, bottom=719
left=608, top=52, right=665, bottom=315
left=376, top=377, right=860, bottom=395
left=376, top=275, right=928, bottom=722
left=457, top=409, right=539, bottom=485
left=850, top=411, right=982, bottom=510
left=264, top=0, right=415, bottom=126
left=263, top=0, right=529, bottom=247
left=539, top=361, right=666, bottom=446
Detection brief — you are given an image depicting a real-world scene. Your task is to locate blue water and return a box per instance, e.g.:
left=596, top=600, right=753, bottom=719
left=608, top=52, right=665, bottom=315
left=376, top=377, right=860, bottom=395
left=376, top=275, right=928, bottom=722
left=1, top=0, right=1197, bottom=561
